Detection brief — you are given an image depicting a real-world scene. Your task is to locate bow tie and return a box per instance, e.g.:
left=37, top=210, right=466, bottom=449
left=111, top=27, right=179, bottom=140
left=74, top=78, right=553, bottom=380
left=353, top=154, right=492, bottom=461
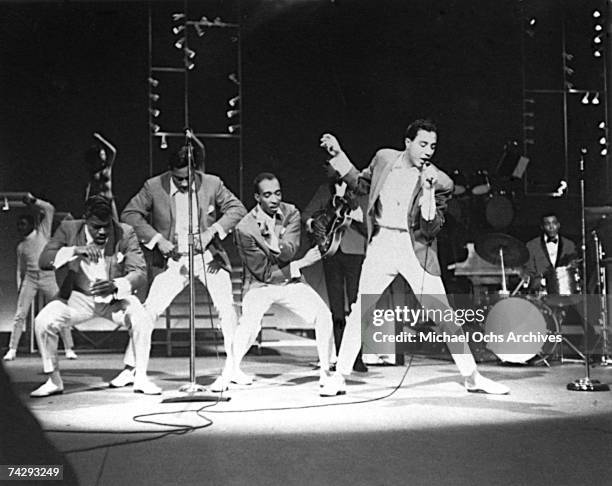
left=546, top=236, right=558, bottom=244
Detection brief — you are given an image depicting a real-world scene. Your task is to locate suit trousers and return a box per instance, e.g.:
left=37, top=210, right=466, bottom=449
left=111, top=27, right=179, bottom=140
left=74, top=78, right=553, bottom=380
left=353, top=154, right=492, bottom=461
left=35, top=292, right=154, bottom=376
left=144, top=254, right=238, bottom=372
left=233, top=281, right=335, bottom=371
left=9, top=272, right=73, bottom=351
left=336, top=228, right=477, bottom=376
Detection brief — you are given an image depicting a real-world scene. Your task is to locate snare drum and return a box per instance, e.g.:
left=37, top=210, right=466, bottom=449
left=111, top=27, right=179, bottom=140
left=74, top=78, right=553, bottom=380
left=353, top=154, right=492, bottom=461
left=484, top=297, right=559, bottom=363
left=544, top=264, right=582, bottom=307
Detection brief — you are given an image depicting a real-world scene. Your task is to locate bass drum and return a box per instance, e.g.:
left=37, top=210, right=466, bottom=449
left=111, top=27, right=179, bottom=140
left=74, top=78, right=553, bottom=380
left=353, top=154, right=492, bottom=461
left=484, top=297, right=559, bottom=363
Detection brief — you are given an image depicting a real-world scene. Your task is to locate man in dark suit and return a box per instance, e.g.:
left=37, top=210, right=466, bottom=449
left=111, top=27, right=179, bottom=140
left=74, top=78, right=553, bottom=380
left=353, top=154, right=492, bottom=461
left=121, top=146, right=246, bottom=390
left=31, top=196, right=159, bottom=397
left=215, top=172, right=334, bottom=392
left=525, top=212, right=577, bottom=290
left=302, top=163, right=369, bottom=372
left=318, top=119, right=509, bottom=396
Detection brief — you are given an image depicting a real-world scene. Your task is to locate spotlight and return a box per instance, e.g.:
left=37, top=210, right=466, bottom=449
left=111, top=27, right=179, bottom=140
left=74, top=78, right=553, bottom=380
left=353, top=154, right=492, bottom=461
left=174, top=37, right=185, bottom=49
left=599, top=121, right=606, bottom=129
left=594, top=50, right=602, bottom=58
left=228, top=73, right=240, bottom=85
left=150, top=122, right=160, bottom=133
left=185, top=59, right=195, bottom=70
left=593, top=10, right=601, bottom=18
left=172, top=25, right=185, bottom=35
left=149, top=93, right=160, bottom=102
left=172, top=13, right=185, bottom=21
left=2, top=197, right=9, bottom=211
left=592, top=93, right=600, bottom=105
left=148, top=77, right=159, bottom=87
left=160, top=134, right=168, bottom=150
left=226, top=109, right=240, bottom=118
left=228, top=124, right=240, bottom=134
left=194, top=24, right=205, bottom=37
left=149, top=108, right=160, bottom=118
left=228, top=95, right=240, bottom=107
left=529, top=17, right=536, bottom=26
left=601, top=148, right=607, bottom=156
left=595, top=24, right=603, bottom=32
left=582, top=92, right=590, bottom=104
left=594, top=35, right=602, bottom=44
left=184, top=47, right=196, bottom=59
left=600, top=137, right=607, bottom=145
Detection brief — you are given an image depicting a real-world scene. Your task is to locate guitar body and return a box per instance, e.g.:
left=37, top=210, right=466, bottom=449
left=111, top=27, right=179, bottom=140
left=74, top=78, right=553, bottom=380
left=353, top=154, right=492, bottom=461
left=311, top=195, right=353, bottom=258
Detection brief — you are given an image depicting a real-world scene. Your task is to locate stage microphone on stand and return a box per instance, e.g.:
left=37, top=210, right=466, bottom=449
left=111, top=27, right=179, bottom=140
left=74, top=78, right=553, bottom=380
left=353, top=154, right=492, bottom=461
left=567, top=147, right=609, bottom=392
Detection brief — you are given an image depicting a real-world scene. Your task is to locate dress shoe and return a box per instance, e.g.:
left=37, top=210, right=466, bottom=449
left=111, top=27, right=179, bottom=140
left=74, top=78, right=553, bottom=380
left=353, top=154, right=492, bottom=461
left=209, top=375, right=230, bottom=392
left=3, top=348, right=16, bottom=361
left=353, top=359, right=368, bottom=373
left=109, top=368, right=135, bottom=388
left=319, top=372, right=346, bottom=397
left=65, top=349, right=78, bottom=360
left=231, top=370, right=253, bottom=386
left=465, top=372, right=510, bottom=395
left=31, top=378, right=64, bottom=398
left=133, top=379, right=162, bottom=395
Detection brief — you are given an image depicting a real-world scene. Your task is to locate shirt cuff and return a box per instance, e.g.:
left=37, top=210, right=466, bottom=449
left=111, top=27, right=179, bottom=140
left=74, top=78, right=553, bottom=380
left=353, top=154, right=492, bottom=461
left=289, top=261, right=302, bottom=279
left=146, top=233, right=163, bottom=250
left=305, top=218, right=313, bottom=232
left=54, top=247, right=77, bottom=268
left=212, top=222, right=227, bottom=240
left=328, top=152, right=353, bottom=178
left=112, top=277, right=132, bottom=300
left=419, top=189, right=436, bottom=221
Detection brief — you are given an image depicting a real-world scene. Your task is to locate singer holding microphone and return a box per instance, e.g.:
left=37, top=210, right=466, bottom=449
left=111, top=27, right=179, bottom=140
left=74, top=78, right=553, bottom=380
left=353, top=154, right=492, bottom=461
left=318, top=119, right=509, bottom=396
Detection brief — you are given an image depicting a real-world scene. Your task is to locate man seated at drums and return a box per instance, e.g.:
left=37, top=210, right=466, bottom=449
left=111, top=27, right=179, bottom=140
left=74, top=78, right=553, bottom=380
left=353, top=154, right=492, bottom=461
left=525, top=212, right=577, bottom=292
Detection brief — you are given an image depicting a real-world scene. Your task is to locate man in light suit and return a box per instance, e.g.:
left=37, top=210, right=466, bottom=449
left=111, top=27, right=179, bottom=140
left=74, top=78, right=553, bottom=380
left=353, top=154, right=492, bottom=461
left=31, top=195, right=159, bottom=397
left=216, top=172, right=334, bottom=392
left=319, top=119, right=509, bottom=396
left=302, top=163, right=369, bottom=372
left=121, top=145, right=246, bottom=390
left=525, top=212, right=577, bottom=290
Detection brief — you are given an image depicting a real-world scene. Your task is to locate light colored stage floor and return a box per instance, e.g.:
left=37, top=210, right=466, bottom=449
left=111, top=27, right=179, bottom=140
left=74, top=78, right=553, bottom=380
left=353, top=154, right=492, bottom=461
left=4, top=339, right=612, bottom=486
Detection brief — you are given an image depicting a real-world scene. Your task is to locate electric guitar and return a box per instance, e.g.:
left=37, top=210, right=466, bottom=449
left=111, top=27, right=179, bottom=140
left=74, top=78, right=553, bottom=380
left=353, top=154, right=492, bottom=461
left=310, top=194, right=354, bottom=258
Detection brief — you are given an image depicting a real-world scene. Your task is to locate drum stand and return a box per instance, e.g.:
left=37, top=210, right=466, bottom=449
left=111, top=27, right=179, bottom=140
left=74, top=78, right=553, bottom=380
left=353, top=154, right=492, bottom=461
left=593, top=231, right=612, bottom=366
left=567, top=149, right=609, bottom=392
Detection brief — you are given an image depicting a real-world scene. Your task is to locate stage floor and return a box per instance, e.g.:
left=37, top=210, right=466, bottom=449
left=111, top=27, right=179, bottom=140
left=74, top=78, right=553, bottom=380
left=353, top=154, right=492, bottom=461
left=4, top=343, right=612, bottom=486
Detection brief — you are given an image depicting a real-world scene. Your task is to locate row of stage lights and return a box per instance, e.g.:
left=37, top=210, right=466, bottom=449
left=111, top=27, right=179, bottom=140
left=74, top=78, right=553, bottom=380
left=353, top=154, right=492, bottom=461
left=149, top=13, right=241, bottom=146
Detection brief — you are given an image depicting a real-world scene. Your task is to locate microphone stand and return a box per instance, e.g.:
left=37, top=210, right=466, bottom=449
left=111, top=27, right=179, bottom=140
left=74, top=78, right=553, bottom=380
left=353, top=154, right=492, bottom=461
left=162, top=129, right=229, bottom=403
left=567, top=149, right=609, bottom=392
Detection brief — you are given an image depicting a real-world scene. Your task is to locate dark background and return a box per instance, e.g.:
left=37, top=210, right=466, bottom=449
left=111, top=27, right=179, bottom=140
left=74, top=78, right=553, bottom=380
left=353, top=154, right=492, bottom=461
left=0, top=0, right=609, bottom=245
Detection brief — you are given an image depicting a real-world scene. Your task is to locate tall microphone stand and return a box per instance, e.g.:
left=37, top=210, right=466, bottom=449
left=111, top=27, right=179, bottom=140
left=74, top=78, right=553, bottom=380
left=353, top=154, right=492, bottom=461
left=162, top=129, right=229, bottom=403
left=567, top=149, right=609, bottom=392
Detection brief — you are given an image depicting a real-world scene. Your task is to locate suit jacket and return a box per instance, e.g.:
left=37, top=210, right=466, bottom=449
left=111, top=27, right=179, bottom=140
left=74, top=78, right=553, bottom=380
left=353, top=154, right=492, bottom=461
left=120, top=170, right=246, bottom=271
left=39, top=219, right=146, bottom=300
left=301, top=181, right=368, bottom=255
left=330, top=148, right=453, bottom=276
left=235, top=202, right=301, bottom=288
left=525, top=235, right=576, bottom=283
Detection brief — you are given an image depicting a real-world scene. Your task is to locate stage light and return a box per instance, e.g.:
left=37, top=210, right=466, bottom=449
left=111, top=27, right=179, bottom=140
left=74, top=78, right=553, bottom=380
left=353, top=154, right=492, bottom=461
left=149, top=93, right=160, bottom=102
left=174, top=37, right=185, bottom=49
left=228, top=73, right=240, bottom=85
left=595, top=24, right=603, bottom=32
left=194, top=24, right=205, bottom=37
left=160, top=134, right=168, bottom=150
left=150, top=122, right=160, bottom=133
left=173, top=25, right=185, bottom=35
left=593, top=10, right=601, bottom=18
left=228, top=124, right=240, bottom=134
left=184, top=47, right=196, bottom=59
left=149, top=108, right=160, bottom=118
left=592, top=93, right=600, bottom=105
left=227, top=109, right=240, bottom=118
left=594, top=35, right=602, bottom=44
left=529, top=17, right=536, bottom=26
left=172, top=13, right=185, bottom=21
left=228, top=95, right=240, bottom=107
left=599, top=121, right=606, bottom=129
left=2, top=197, right=9, bottom=211
left=601, top=148, right=607, bottom=156
left=582, top=93, right=590, bottom=104
left=148, top=77, right=159, bottom=87
left=600, top=137, right=607, bottom=145
left=185, top=59, right=195, bottom=70
left=594, top=50, right=602, bottom=58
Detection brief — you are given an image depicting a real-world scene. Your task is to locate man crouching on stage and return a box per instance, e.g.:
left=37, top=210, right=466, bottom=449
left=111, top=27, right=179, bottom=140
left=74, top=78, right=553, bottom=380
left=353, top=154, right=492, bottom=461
left=30, top=195, right=161, bottom=397
left=212, top=172, right=334, bottom=392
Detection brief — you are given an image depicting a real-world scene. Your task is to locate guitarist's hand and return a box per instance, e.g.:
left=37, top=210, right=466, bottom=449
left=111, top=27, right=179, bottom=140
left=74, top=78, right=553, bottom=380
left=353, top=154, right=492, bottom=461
left=156, top=237, right=175, bottom=258
left=320, top=133, right=342, bottom=157
left=312, top=218, right=327, bottom=240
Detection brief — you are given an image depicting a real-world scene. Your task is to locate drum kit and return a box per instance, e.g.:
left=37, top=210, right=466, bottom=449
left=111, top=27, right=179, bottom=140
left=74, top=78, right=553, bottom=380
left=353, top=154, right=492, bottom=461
left=473, top=232, right=592, bottom=366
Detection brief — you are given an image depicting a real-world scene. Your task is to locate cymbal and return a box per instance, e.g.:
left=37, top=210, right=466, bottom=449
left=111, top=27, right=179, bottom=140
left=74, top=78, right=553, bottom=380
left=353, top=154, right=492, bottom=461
left=585, top=206, right=612, bottom=215
left=475, top=233, right=529, bottom=267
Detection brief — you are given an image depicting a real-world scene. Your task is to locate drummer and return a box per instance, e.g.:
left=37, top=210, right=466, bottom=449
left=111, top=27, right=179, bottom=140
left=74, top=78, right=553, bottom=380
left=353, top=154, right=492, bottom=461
left=524, top=212, right=577, bottom=291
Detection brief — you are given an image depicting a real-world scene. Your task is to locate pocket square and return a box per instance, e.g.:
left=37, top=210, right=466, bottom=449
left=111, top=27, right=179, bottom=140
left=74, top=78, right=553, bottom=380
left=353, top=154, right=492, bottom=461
left=207, top=204, right=215, bottom=214
left=117, top=252, right=125, bottom=264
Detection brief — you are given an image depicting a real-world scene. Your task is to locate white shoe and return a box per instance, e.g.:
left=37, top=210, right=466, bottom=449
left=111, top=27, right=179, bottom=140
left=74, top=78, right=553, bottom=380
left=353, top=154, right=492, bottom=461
left=465, top=372, right=510, bottom=395
left=109, top=369, right=135, bottom=388
left=3, top=349, right=16, bottom=361
left=210, top=376, right=230, bottom=392
left=231, top=370, right=253, bottom=386
left=31, top=378, right=64, bottom=398
left=65, top=349, right=78, bottom=360
left=133, top=379, right=162, bottom=395
left=319, top=372, right=346, bottom=397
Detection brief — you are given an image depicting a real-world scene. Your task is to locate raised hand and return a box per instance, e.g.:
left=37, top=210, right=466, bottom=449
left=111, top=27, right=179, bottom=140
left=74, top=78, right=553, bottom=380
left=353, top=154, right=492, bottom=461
left=320, top=133, right=342, bottom=158
left=74, top=245, right=103, bottom=263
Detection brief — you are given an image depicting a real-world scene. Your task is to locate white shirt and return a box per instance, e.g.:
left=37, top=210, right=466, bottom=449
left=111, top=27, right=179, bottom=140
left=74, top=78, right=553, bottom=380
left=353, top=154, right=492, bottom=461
left=376, top=158, right=419, bottom=230
left=171, top=180, right=201, bottom=253
left=545, top=238, right=559, bottom=266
